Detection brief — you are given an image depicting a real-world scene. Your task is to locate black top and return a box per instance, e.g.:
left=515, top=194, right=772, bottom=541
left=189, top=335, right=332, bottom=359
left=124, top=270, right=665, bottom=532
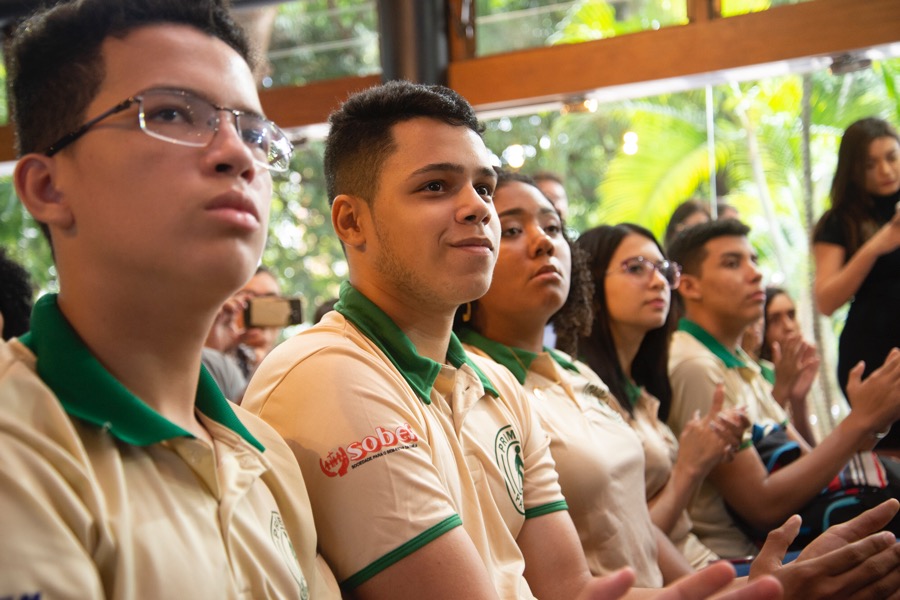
left=814, top=190, right=900, bottom=447
left=814, top=191, right=900, bottom=303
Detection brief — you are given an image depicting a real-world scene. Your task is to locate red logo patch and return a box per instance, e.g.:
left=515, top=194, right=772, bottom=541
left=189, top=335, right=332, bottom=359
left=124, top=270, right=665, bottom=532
left=319, top=447, right=350, bottom=478
left=319, top=423, right=419, bottom=477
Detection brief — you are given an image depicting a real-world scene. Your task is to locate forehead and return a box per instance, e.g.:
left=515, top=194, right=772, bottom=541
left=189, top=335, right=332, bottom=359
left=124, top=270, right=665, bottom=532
left=614, top=233, right=662, bottom=261
left=766, top=293, right=794, bottom=313
left=243, top=271, right=280, bottom=295
left=94, top=24, right=260, bottom=113
left=536, top=179, right=565, bottom=197
left=383, top=117, right=494, bottom=175
left=702, top=235, right=751, bottom=260
left=495, top=181, right=556, bottom=214
left=868, top=136, right=900, bottom=158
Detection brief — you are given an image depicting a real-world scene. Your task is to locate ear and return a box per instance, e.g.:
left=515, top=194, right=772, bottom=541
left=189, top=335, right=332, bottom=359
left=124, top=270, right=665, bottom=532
left=678, top=273, right=703, bottom=302
left=331, top=194, right=369, bottom=249
left=14, top=154, right=74, bottom=231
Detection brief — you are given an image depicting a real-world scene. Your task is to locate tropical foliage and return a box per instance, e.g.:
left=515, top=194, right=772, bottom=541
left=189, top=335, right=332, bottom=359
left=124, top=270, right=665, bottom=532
left=1, top=0, right=897, bottom=357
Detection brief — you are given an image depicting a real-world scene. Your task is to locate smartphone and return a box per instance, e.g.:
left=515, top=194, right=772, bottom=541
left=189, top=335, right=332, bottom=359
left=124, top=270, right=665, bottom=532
left=244, top=296, right=303, bottom=328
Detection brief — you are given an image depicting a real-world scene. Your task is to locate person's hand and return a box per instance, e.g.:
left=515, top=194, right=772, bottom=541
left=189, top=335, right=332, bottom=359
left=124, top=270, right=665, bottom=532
left=578, top=563, right=782, bottom=600
left=204, top=294, right=248, bottom=352
left=846, top=348, right=900, bottom=435
left=678, top=385, right=749, bottom=476
left=665, top=562, right=781, bottom=600
left=868, top=212, right=900, bottom=257
left=771, top=334, right=820, bottom=402
left=577, top=568, right=634, bottom=600
left=749, top=499, right=900, bottom=599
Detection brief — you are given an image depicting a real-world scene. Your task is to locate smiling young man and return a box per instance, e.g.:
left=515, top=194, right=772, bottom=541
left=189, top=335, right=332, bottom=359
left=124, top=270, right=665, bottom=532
left=0, top=1, right=338, bottom=598
left=240, top=82, right=795, bottom=600
left=667, top=219, right=900, bottom=559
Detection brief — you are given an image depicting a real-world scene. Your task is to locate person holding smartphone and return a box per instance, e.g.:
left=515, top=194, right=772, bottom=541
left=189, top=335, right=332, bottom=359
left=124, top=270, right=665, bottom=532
left=203, top=266, right=304, bottom=401
left=813, top=117, right=900, bottom=452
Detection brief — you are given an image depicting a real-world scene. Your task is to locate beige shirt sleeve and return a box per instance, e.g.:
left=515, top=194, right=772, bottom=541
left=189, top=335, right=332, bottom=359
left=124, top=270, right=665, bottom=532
left=244, top=334, right=461, bottom=586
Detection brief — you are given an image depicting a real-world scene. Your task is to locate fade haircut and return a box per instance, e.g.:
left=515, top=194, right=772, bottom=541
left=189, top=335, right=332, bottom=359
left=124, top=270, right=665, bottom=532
left=9, top=0, right=253, bottom=158
left=667, top=218, right=750, bottom=278
left=323, top=80, right=484, bottom=205
left=576, top=224, right=674, bottom=419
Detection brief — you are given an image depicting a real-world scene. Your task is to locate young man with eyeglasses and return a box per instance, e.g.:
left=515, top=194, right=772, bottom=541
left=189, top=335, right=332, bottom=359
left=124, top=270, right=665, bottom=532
left=0, top=1, right=338, bottom=598
left=667, top=219, right=900, bottom=558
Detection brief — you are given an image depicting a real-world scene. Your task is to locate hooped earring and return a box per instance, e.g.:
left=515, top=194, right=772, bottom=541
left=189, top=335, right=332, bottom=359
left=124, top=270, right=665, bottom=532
left=462, top=302, right=473, bottom=322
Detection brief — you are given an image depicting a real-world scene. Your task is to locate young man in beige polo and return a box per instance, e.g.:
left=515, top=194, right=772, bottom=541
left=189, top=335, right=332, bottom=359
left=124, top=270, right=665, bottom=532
left=241, top=81, right=810, bottom=600
left=0, top=1, right=337, bottom=597
left=667, top=219, right=900, bottom=558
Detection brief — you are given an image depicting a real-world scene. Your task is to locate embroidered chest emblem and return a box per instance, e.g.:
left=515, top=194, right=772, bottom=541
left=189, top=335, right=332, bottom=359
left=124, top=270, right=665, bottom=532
left=270, top=512, right=309, bottom=598
left=494, top=425, right=525, bottom=515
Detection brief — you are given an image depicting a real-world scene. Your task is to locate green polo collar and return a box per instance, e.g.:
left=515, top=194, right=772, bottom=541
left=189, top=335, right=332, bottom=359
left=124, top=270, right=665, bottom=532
left=334, top=282, right=498, bottom=403
left=677, top=318, right=748, bottom=369
left=457, top=328, right=580, bottom=385
left=623, top=378, right=642, bottom=407
left=19, top=294, right=264, bottom=451
left=759, top=360, right=776, bottom=385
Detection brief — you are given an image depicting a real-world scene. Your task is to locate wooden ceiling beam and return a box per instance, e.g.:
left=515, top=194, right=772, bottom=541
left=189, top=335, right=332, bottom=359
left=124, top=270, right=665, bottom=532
left=449, top=0, right=900, bottom=111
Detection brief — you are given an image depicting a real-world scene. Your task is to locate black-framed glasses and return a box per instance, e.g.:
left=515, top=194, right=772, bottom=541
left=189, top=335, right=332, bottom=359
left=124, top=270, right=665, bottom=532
left=43, top=88, right=294, bottom=172
left=607, top=256, right=682, bottom=289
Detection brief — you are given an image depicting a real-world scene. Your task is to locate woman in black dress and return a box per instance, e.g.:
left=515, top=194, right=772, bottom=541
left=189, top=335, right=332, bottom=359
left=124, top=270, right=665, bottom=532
left=812, top=117, right=900, bottom=450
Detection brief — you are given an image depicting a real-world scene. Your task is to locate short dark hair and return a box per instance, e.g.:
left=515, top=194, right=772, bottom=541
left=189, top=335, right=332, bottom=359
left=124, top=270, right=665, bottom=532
left=531, top=171, right=564, bottom=186
left=667, top=218, right=750, bottom=277
left=0, top=249, right=34, bottom=340
left=323, top=80, right=484, bottom=205
left=9, top=0, right=253, bottom=158
left=576, top=224, right=674, bottom=419
left=313, top=297, right=339, bottom=325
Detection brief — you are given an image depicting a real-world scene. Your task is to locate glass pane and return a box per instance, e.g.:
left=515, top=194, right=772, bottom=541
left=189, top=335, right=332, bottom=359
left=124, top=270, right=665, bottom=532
left=476, top=0, right=688, bottom=56
left=477, top=55, right=900, bottom=439
left=721, top=0, right=817, bottom=18
left=260, top=0, right=380, bottom=89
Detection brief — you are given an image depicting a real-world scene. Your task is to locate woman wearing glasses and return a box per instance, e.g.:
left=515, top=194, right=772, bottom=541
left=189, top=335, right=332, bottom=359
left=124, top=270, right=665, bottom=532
left=576, top=223, right=749, bottom=570
left=455, top=172, right=745, bottom=585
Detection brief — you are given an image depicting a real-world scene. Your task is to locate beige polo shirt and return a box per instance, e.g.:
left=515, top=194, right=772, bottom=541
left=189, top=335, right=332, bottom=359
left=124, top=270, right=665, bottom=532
left=611, top=389, right=718, bottom=570
left=242, top=282, right=568, bottom=598
left=459, top=330, right=663, bottom=588
left=0, top=294, right=339, bottom=600
left=668, top=319, right=788, bottom=559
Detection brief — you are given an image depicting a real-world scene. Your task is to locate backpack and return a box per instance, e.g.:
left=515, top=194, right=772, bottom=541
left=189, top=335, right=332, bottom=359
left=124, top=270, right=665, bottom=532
left=727, top=422, right=900, bottom=551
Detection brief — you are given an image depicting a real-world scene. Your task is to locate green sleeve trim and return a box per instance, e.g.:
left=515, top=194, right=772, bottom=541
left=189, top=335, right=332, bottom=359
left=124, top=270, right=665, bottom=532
left=525, top=500, right=569, bottom=519
left=738, top=439, right=754, bottom=450
left=340, top=514, right=463, bottom=590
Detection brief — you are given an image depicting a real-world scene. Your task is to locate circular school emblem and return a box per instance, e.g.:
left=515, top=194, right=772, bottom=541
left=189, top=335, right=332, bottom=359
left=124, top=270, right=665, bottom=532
left=494, top=425, right=525, bottom=515
left=270, top=511, right=309, bottom=599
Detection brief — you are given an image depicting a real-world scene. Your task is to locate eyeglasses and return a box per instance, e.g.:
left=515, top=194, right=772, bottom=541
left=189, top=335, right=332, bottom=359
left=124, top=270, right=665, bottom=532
left=43, top=88, right=294, bottom=172
left=607, top=256, right=682, bottom=289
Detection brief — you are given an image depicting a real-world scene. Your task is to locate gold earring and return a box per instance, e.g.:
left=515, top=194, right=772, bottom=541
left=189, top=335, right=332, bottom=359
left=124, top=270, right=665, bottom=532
left=462, top=302, right=473, bottom=322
